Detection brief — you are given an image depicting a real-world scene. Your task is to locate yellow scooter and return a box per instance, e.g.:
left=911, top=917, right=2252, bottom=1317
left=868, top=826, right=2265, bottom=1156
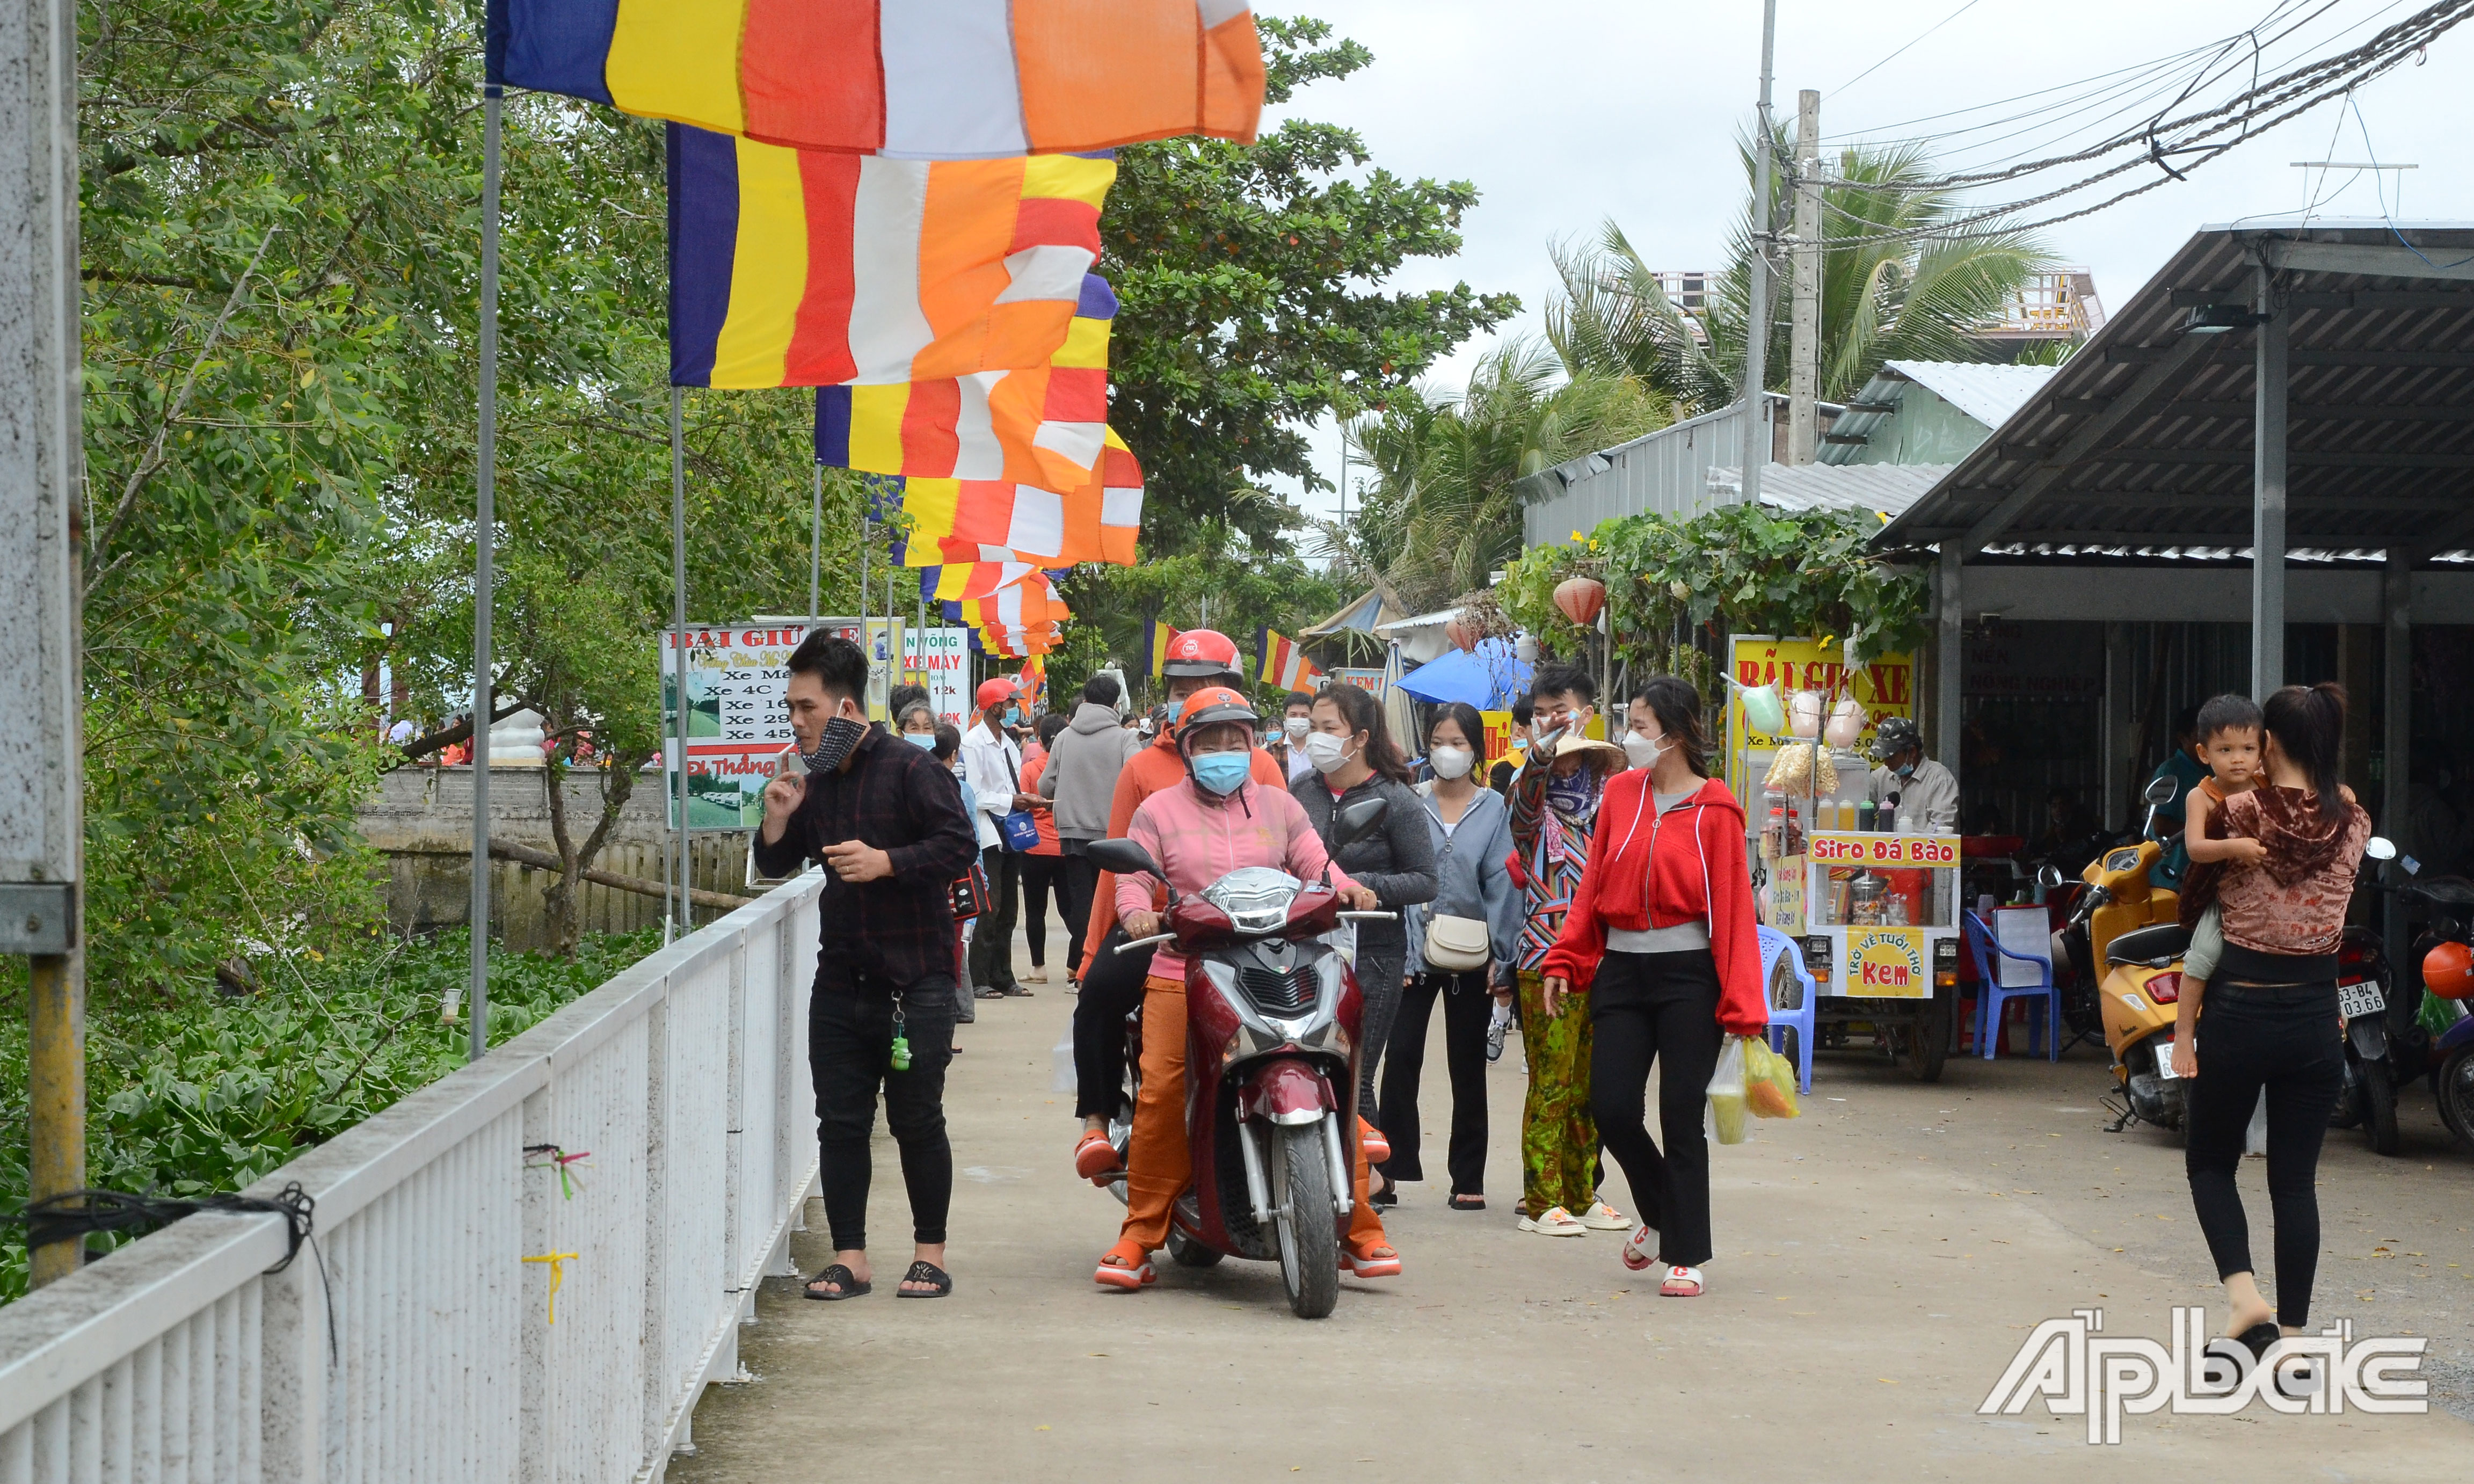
left=2051, top=775, right=2189, bottom=1131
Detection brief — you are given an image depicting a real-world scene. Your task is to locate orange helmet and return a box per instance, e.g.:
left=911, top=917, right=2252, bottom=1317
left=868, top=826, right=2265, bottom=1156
left=1175, top=686, right=1260, bottom=753
left=1161, top=627, right=1244, bottom=681
left=2424, top=940, right=2474, bottom=1000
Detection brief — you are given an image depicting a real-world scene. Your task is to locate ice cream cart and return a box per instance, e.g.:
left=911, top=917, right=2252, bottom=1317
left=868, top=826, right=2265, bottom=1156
left=1766, top=831, right=1962, bottom=1081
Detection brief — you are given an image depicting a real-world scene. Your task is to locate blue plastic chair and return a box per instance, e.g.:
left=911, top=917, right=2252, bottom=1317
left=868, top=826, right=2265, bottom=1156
left=1962, top=909, right=2062, bottom=1061
left=1756, top=925, right=1817, bottom=1094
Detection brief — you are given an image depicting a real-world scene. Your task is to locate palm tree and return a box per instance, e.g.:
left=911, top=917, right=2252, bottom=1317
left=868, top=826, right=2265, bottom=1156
left=1549, top=136, right=2057, bottom=412
left=1338, top=341, right=1669, bottom=613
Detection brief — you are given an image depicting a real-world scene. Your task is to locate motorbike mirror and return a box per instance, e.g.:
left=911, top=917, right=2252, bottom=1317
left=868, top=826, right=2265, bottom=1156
left=2142, top=775, right=2178, bottom=806
left=2035, top=863, right=2065, bottom=890
left=1085, top=837, right=1164, bottom=881
left=2364, top=835, right=2397, bottom=862
left=1330, top=796, right=1391, bottom=852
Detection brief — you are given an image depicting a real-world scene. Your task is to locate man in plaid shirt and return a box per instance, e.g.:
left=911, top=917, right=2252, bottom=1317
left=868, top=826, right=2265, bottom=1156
left=756, top=633, right=978, bottom=1299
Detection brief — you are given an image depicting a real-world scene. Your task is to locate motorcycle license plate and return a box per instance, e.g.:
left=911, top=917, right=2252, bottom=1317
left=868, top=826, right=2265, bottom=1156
left=2153, top=1041, right=2179, bottom=1080
left=2337, top=981, right=2385, bottom=1021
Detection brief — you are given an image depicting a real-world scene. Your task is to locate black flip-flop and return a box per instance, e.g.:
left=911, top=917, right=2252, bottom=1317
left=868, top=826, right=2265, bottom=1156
left=2233, top=1321, right=2280, bottom=1359
left=804, top=1263, right=870, bottom=1300
left=896, top=1260, right=952, bottom=1298
left=1447, top=1194, right=1487, bottom=1212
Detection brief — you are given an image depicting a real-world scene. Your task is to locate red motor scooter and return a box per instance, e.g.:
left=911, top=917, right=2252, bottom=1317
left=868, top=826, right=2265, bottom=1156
left=1086, top=797, right=1392, bottom=1319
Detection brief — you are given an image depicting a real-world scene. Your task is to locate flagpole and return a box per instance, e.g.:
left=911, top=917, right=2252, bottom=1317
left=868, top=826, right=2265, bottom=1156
left=671, top=387, right=689, bottom=940
left=808, top=461, right=822, bottom=623
left=468, top=85, right=501, bottom=1064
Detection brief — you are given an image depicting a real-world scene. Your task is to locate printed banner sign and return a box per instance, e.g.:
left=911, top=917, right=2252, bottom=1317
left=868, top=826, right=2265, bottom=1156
left=659, top=620, right=969, bottom=828
left=1726, top=634, right=1914, bottom=802
left=1847, top=927, right=1929, bottom=998
left=1807, top=833, right=1960, bottom=868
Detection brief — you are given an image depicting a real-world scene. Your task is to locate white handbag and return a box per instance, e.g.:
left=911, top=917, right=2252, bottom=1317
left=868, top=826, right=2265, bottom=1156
left=1423, top=913, right=1493, bottom=973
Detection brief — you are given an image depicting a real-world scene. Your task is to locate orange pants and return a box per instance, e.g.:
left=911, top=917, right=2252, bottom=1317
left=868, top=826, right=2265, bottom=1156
left=1120, top=976, right=1389, bottom=1254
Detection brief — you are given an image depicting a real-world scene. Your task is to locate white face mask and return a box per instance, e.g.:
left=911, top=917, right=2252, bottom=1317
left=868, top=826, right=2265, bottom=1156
left=1622, top=730, right=1671, bottom=770
left=1304, top=730, right=1354, bottom=775
left=1284, top=716, right=1310, bottom=741
left=1429, top=745, right=1475, bottom=780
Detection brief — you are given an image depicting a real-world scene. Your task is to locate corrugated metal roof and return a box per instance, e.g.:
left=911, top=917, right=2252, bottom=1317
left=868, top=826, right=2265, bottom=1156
left=1707, top=463, right=1951, bottom=519
left=1517, top=397, right=1776, bottom=547
left=1885, top=360, right=2060, bottom=430
left=1874, top=219, right=2474, bottom=562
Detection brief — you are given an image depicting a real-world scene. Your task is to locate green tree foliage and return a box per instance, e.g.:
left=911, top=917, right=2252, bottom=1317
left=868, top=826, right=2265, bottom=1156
left=1339, top=342, right=1669, bottom=613
left=1103, top=17, right=1518, bottom=549
left=1549, top=137, right=2056, bottom=412
left=1060, top=520, right=1348, bottom=711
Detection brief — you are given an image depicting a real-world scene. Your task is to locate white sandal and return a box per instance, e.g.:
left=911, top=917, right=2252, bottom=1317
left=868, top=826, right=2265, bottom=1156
left=1658, top=1264, right=1705, bottom=1297
left=1580, top=1198, right=1630, bottom=1231
left=1621, top=1225, right=1657, bottom=1271
left=1517, top=1205, right=1587, bottom=1237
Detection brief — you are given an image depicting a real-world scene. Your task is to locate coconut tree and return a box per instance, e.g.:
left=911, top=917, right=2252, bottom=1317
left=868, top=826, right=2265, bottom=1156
left=1549, top=135, right=2058, bottom=412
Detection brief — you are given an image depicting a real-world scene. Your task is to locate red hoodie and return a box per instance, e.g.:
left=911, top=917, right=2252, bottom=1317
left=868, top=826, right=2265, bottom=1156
left=1539, top=772, right=1769, bottom=1036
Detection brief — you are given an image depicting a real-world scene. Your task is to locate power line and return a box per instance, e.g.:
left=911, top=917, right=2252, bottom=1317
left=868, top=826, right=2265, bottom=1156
left=1830, top=0, right=1989, bottom=100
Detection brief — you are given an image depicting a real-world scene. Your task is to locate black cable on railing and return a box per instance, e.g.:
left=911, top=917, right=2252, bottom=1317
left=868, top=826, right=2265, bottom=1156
left=8, top=1182, right=317, bottom=1272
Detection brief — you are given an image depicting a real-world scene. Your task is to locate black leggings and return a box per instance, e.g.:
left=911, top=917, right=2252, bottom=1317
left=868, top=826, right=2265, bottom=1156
left=810, top=984, right=956, bottom=1250
left=1019, top=854, right=1080, bottom=970
left=1072, top=927, right=1156, bottom=1119
left=2184, top=978, right=2344, bottom=1328
left=1589, top=949, right=1726, bottom=1267
left=1378, top=969, right=1493, bottom=1193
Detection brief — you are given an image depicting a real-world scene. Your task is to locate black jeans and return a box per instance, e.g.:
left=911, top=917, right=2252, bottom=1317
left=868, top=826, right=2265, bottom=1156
left=810, top=982, right=956, bottom=1251
left=1589, top=949, right=1725, bottom=1266
left=1018, top=854, right=1081, bottom=972
left=1353, top=939, right=1407, bottom=1119
left=1059, top=848, right=1100, bottom=979
left=1072, top=926, right=1154, bottom=1119
left=2184, top=978, right=2344, bottom=1328
left=967, top=845, right=1021, bottom=992
left=1378, top=969, right=1493, bottom=1193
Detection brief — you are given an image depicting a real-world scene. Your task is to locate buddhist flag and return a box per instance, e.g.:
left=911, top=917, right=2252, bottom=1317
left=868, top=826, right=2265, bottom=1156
left=1255, top=629, right=1323, bottom=691
left=894, top=428, right=1143, bottom=568
left=1016, top=656, right=1047, bottom=710
left=670, top=126, right=1113, bottom=389
left=1143, top=619, right=1181, bottom=676
left=921, top=561, right=1040, bottom=603
left=814, top=275, right=1116, bottom=493
left=956, top=574, right=1073, bottom=634
left=489, top=0, right=1266, bottom=159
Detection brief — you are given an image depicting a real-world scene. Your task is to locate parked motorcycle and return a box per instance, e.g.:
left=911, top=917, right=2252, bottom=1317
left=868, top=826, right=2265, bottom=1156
left=1085, top=796, right=1393, bottom=1319
left=2055, top=775, right=2191, bottom=1132
left=2433, top=1005, right=2474, bottom=1154
left=2333, top=845, right=2445, bottom=1155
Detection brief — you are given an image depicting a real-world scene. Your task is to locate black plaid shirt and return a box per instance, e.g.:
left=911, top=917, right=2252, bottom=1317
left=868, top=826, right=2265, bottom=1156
left=753, top=723, right=979, bottom=998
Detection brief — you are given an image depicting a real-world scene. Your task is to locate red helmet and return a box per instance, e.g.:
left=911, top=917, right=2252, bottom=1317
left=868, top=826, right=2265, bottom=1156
left=1161, top=627, right=1244, bottom=681
left=974, top=677, right=1017, bottom=713
left=1174, top=686, right=1261, bottom=754
left=2425, top=940, right=2474, bottom=1000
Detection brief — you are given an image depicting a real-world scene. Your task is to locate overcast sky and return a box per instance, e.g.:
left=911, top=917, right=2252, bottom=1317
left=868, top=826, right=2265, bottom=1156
left=1269, top=0, right=2473, bottom=529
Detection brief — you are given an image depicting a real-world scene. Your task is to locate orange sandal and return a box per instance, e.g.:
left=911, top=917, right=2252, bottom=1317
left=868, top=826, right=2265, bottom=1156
left=1094, top=1238, right=1156, bottom=1291
left=1074, top=1130, right=1121, bottom=1183
left=1358, top=1117, right=1391, bottom=1166
left=1339, top=1239, right=1401, bottom=1279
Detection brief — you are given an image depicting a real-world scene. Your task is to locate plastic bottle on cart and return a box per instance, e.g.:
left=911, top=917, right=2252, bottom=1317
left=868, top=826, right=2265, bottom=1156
left=1857, top=798, right=1878, bottom=832
left=1783, top=803, right=1804, bottom=857
left=1763, top=806, right=1784, bottom=861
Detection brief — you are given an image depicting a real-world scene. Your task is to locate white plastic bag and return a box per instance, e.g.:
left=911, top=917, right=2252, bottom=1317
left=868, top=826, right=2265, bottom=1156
left=1707, top=1035, right=1749, bottom=1145
left=1050, top=1024, right=1078, bottom=1094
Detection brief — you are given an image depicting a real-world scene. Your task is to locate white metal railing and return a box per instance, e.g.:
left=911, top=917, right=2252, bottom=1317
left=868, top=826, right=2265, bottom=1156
left=0, top=871, right=825, bottom=1483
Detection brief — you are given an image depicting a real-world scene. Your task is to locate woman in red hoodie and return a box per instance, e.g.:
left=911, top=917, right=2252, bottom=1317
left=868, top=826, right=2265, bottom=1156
left=1539, top=676, right=1767, bottom=1298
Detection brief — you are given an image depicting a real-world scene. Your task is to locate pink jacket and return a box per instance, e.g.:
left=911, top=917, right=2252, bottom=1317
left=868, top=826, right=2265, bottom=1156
left=1117, top=777, right=1356, bottom=981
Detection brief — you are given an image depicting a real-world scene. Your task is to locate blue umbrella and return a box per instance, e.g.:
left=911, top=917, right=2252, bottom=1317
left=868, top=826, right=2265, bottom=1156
left=1396, top=638, right=1532, bottom=710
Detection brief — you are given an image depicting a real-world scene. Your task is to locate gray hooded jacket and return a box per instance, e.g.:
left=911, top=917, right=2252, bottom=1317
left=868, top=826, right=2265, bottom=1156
left=1039, top=701, right=1139, bottom=841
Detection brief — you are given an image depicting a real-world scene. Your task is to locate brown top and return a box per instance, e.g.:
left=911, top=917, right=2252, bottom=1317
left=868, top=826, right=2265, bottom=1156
left=2211, top=785, right=2370, bottom=956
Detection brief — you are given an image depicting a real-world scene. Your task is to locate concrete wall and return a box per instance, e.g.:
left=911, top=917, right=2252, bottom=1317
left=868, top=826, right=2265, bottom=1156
left=363, top=766, right=753, bottom=949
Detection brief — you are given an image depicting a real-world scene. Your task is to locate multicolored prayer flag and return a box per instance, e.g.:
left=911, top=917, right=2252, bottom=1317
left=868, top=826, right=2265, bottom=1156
left=669, top=126, right=1112, bottom=388
left=1015, top=655, right=1048, bottom=710
left=488, top=0, right=1266, bottom=159
left=892, top=428, right=1142, bottom=568
left=920, top=561, right=1040, bottom=603
left=1254, top=628, right=1324, bottom=692
left=812, top=273, right=1116, bottom=492
left=1143, top=619, right=1181, bottom=676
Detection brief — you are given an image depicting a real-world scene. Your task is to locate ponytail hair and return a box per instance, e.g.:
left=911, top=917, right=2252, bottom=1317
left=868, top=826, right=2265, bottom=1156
left=1315, top=682, right=1414, bottom=786
left=2261, top=681, right=2347, bottom=822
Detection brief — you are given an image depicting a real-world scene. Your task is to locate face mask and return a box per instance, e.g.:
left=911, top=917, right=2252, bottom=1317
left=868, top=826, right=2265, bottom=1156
left=1895, top=760, right=1917, bottom=779
left=1429, top=745, right=1475, bottom=780
left=1622, top=730, right=1670, bottom=770
left=1304, top=731, right=1354, bottom=775
left=1191, top=751, right=1251, bottom=797
left=905, top=731, right=937, bottom=750
left=1003, top=707, right=1022, bottom=725
left=1284, top=716, right=1310, bottom=741
left=802, top=714, right=866, bottom=772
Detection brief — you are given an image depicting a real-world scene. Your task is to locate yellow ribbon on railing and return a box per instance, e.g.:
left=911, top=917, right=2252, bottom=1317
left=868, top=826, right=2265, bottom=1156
left=523, top=1251, right=580, bottom=1323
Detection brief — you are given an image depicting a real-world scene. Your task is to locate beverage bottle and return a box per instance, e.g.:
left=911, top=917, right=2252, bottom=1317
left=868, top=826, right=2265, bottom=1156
left=1857, top=798, right=1877, bottom=832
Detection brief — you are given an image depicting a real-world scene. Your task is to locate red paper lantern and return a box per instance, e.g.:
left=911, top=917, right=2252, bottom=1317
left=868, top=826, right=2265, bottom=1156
left=1444, top=617, right=1478, bottom=654
left=1554, top=576, right=1607, bottom=628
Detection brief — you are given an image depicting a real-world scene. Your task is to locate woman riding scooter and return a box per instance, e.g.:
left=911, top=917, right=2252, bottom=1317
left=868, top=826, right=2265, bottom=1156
left=1097, top=687, right=1403, bottom=1290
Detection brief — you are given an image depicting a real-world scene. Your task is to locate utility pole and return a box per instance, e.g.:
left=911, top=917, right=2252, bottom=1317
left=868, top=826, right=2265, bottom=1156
left=5, top=0, right=88, bottom=1286
left=1738, top=0, right=1779, bottom=505
left=1788, top=89, right=1822, bottom=467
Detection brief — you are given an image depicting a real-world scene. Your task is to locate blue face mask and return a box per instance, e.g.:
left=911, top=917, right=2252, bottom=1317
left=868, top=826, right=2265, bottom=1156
left=1191, top=751, right=1251, bottom=797
left=905, top=731, right=937, bottom=750
left=1895, top=760, right=1917, bottom=779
